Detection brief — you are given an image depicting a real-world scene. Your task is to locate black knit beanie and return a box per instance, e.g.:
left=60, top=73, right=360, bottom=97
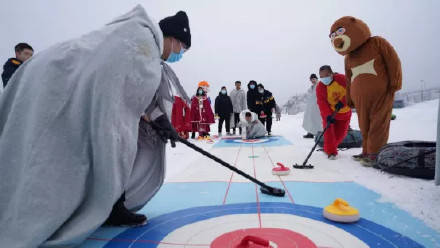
left=159, top=11, right=191, bottom=48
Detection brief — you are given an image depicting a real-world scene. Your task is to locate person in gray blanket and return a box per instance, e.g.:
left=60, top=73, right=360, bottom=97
left=0, top=6, right=192, bottom=247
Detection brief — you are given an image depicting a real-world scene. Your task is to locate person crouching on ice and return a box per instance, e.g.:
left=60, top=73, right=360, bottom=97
left=316, top=65, right=352, bottom=160
left=239, top=110, right=267, bottom=139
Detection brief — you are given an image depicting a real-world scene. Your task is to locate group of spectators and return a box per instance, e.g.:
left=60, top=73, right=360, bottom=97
left=213, top=80, right=279, bottom=138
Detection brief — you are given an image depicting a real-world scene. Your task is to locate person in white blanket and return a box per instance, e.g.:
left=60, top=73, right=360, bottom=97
left=238, top=110, right=267, bottom=139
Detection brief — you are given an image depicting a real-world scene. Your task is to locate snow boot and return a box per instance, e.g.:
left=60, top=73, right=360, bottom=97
left=104, top=194, right=147, bottom=227
left=328, top=154, right=337, bottom=160
left=360, top=154, right=377, bottom=167
left=352, top=153, right=366, bottom=161
left=303, top=133, right=314, bottom=139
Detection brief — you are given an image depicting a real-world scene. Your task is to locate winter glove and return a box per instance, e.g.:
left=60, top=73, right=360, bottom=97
left=149, top=114, right=179, bottom=148
left=335, top=101, right=344, bottom=112
left=326, top=114, right=335, bottom=124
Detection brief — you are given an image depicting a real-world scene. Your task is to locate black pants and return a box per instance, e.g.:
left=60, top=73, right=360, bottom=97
left=218, top=115, right=231, bottom=134
left=233, top=112, right=242, bottom=134
left=259, top=116, right=272, bottom=133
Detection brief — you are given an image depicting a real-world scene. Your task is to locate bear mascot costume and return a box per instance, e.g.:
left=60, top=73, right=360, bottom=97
left=330, top=16, right=402, bottom=166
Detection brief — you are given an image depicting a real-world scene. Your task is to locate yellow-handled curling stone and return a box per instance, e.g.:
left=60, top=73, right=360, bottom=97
left=323, top=198, right=360, bottom=223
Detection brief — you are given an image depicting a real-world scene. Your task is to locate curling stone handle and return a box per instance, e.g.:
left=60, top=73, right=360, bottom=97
left=334, top=198, right=350, bottom=210
left=237, top=235, right=270, bottom=247
left=276, top=162, right=287, bottom=169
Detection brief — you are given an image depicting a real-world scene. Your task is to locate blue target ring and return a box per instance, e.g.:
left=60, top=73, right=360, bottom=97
left=102, top=202, right=423, bottom=248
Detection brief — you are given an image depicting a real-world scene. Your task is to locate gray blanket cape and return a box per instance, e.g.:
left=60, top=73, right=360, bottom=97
left=0, top=5, right=186, bottom=247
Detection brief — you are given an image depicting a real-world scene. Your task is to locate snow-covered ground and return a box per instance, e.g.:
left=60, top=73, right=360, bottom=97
left=165, top=99, right=440, bottom=232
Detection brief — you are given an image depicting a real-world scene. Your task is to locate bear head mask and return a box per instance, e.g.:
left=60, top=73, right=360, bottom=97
left=330, top=16, right=371, bottom=56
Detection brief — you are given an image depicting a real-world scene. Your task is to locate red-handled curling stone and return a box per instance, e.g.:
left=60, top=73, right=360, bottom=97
left=210, top=228, right=317, bottom=248
left=272, top=162, right=290, bottom=176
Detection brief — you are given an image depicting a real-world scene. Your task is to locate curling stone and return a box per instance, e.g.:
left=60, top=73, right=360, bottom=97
left=323, top=198, right=360, bottom=223
left=272, top=163, right=291, bottom=176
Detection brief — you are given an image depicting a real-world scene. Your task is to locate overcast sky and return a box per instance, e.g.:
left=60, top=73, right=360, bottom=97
left=0, top=0, right=438, bottom=104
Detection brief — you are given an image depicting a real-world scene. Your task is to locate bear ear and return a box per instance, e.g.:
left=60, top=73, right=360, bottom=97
left=350, top=17, right=356, bottom=22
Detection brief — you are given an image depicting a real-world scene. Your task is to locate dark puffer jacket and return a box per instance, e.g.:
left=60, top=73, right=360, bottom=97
left=247, top=81, right=258, bottom=113
left=214, top=92, right=233, bottom=118
left=255, top=84, right=276, bottom=116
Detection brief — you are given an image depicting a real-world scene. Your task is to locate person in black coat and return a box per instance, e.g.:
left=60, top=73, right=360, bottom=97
left=2, top=43, right=34, bottom=88
left=256, top=83, right=276, bottom=135
left=215, top=86, right=233, bottom=135
left=247, top=80, right=258, bottom=113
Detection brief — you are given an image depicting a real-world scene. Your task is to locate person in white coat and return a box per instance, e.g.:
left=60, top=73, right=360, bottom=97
left=302, top=73, right=323, bottom=138
left=0, top=6, right=191, bottom=247
left=275, top=104, right=282, bottom=121
left=435, top=99, right=440, bottom=186
left=230, top=80, right=247, bottom=135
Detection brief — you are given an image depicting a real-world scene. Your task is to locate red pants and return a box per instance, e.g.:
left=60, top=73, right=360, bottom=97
left=323, top=119, right=350, bottom=155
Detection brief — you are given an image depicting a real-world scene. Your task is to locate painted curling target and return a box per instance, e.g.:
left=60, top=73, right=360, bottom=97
left=213, top=136, right=292, bottom=148
left=102, top=202, right=423, bottom=248
left=158, top=214, right=367, bottom=247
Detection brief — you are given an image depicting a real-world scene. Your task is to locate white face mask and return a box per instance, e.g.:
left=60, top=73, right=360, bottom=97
left=320, top=76, right=333, bottom=85
left=258, top=89, right=264, bottom=94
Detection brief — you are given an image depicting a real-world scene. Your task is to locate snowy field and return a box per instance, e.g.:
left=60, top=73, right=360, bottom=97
left=165, top=99, right=440, bottom=232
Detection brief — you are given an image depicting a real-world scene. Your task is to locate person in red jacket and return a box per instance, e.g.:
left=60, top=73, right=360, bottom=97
left=316, top=65, right=352, bottom=159
left=171, top=96, right=192, bottom=139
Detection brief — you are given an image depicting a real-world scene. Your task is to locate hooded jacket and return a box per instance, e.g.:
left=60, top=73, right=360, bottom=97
left=247, top=81, right=258, bottom=112
left=255, top=84, right=276, bottom=115
left=214, top=91, right=233, bottom=118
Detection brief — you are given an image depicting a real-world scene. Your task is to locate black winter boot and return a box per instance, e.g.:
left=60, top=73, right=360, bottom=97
left=104, top=193, right=147, bottom=227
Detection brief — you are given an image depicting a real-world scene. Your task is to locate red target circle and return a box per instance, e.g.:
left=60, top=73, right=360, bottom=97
left=210, top=227, right=317, bottom=248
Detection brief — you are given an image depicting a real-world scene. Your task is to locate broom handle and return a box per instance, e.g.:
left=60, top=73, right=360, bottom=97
left=178, top=137, right=270, bottom=188
left=302, top=106, right=341, bottom=166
